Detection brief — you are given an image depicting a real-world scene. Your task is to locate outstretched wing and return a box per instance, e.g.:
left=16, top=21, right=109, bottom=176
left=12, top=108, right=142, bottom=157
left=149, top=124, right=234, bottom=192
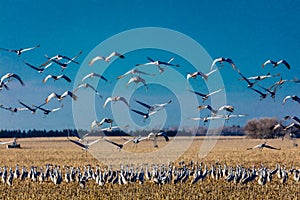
left=68, top=139, right=86, bottom=149
left=104, top=138, right=123, bottom=149
left=135, top=99, right=151, bottom=109
left=130, top=109, right=147, bottom=117
left=264, top=144, right=280, bottom=150
left=89, top=56, right=105, bottom=66
left=103, top=97, right=112, bottom=108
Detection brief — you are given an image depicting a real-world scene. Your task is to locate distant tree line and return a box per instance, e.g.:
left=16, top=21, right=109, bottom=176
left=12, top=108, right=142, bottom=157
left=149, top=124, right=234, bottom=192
left=244, top=117, right=300, bottom=139
left=0, top=125, right=245, bottom=138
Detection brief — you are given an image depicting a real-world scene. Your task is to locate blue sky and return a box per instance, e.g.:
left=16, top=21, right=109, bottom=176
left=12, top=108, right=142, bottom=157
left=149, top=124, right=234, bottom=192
left=0, top=0, right=299, bottom=131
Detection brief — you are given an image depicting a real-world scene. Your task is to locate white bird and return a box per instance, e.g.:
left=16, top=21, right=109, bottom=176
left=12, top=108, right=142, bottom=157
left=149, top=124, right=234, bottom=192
left=239, top=72, right=280, bottom=81
left=130, top=109, right=158, bottom=121
left=45, top=91, right=78, bottom=103
left=43, top=74, right=71, bottom=83
left=187, top=69, right=218, bottom=81
left=100, top=125, right=129, bottom=132
left=282, top=95, right=300, bottom=105
left=247, top=142, right=280, bottom=150
left=73, top=83, right=102, bottom=98
left=134, top=99, right=172, bottom=113
left=237, top=70, right=257, bottom=88
left=103, top=96, right=130, bottom=108
left=81, top=72, right=108, bottom=82
left=117, top=68, right=155, bottom=79
left=68, top=138, right=102, bottom=151
left=190, top=115, right=225, bottom=122
left=89, top=52, right=124, bottom=66
left=136, top=57, right=178, bottom=73
left=210, top=57, right=237, bottom=71
left=0, top=73, right=25, bottom=89
left=91, top=118, right=113, bottom=129
left=126, top=76, right=148, bottom=90
left=19, top=101, right=38, bottom=114
left=0, top=104, right=28, bottom=113
left=262, top=59, right=291, bottom=69
left=45, top=51, right=82, bottom=69
left=197, top=105, right=234, bottom=115
left=188, top=88, right=224, bottom=102
left=147, top=131, right=169, bottom=148
left=0, top=44, right=40, bottom=56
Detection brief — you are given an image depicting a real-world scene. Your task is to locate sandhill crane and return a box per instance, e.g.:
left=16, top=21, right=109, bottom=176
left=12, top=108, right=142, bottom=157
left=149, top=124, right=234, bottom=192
left=210, top=57, right=237, bottom=71
left=19, top=101, right=38, bottom=114
left=73, top=83, right=102, bottom=98
left=33, top=104, right=64, bottom=115
left=237, top=70, right=257, bottom=88
left=282, top=95, right=300, bottom=105
left=103, top=138, right=124, bottom=150
left=45, top=51, right=82, bottom=69
left=81, top=72, right=108, bottom=82
left=117, top=68, right=155, bottom=79
left=0, top=139, right=15, bottom=145
left=258, top=85, right=278, bottom=99
left=197, top=105, right=234, bottom=115
left=126, top=76, right=148, bottom=90
left=91, top=118, right=113, bottom=129
left=284, top=115, right=300, bottom=124
left=68, top=137, right=102, bottom=151
left=103, top=96, right=129, bottom=108
left=130, top=109, right=158, bottom=121
left=0, top=104, right=28, bottom=113
left=262, top=59, right=291, bottom=69
left=147, top=131, right=169, bottom=148
left=239, top=72, right=280, bottom=81
left=89, top=52, right=124, bottom=66
left=190, top=115, right=225, bottom=122
left=136, top=57, right=178, bottom=73
left=0, top=73, right=25, bottom=89
left=45, top=91, right=77, bottom=103
left=134, top=99, right=172, bottom=113
left=188, top=88, right=223, bottom=102
left=187, top=69, right=217, bottom=81
left=246, top=142, right=280, bottom=150
left=43, top=74, right=71, bottom=83
left=249, top=87, right=267, bottom=100
left=24, top=61, right=53, bottom=73
left=0, top=44, right=40, bottom=56
left=47, top=53, right=80, bottom=65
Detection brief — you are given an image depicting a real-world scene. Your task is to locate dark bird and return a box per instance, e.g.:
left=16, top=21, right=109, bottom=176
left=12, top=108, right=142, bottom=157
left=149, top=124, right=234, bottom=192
left=19, top=101, right=38, bottom=114
left=262, top=59, right=291, bottom=69
left=237, top=70, right=257, bottom=88
left=249, top=88, right=267, bottom=100
left=24, top=62, right=51, bottom=73
left=258, top=85, right=278, bottom=99
left=33, top=104, right=63, bottom=115
left=0, top=44, right=40, bottom=56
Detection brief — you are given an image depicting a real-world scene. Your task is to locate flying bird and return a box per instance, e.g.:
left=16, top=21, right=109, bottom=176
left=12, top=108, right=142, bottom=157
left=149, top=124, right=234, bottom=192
left=89, top=52, right=124, bottom=66
left=246, top=142, right=281, bottom=150
left=0, top=44, right=40, bottom=56
left=43, top=74, right=71, bottom=83
left=126, top=76, right=148, bottom=90
left=197, top=105, right=234, bottom=115
left=147, top=131, right=169, bottom=148
left=91, top=118, right=113, bottom=129
left=190, top=115, right=225, bottom=122
left=258, top=85, right=278, bottom=99
left=103, top=96, right=130, bottom=108
left=45, top=51, right=82, bottom=69
left=262, top=59, right=291, bottom=69
left=81, top=72, right=108, bottom=82
left=134, top=99, right=172, bottom=113
left=284, top=115, right=300, bottom=124
left=117, top=68, right=155, bottom=79
left=188, top=88, right=224, bottom=102
left=249, top=88, right=267, bottom=100
left=210, top=57, right=237, bottom=71
left=136, top=57, right=178, bottom=73
left=0, top=73, right=24, bottom=89
left=68, top=138, right=102, bottom=151
left=130, top=109, right=158, bottom=121
left=239, top=72, right=280, bottom=81
left=73, top=83, right=102, bottom=98
left=282, top=95, right=300, bottom=105
left=0, top=104, right=28, bottom=113
left=33, top=104, right=63, bottom=115
left=0, top=139, right=15, bottom=145
left=45, top=91, right=77, bottom=103
left=103, top=138, right=124, bottom=150
left=19, top=101, right=38, bottom=114
left=237, top=70, right=257, bottom=88
left=24, top=62, right=53, bottom=73
left=187, top=69, right=218, bottom=81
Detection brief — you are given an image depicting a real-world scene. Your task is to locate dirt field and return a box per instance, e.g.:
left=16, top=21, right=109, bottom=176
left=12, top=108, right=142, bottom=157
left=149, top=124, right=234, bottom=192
left=0, top=136, right=299, bottom=199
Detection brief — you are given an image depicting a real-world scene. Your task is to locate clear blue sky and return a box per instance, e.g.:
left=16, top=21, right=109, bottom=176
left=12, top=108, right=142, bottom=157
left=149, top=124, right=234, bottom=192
left=0, top=0, right=299, bottom=131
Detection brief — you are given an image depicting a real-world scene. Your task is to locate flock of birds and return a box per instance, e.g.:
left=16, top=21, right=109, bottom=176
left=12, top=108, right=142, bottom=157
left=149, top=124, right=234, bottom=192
left=0, top=44, right=299, bottom=151
left=0, top=161, right=299, bottom=187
